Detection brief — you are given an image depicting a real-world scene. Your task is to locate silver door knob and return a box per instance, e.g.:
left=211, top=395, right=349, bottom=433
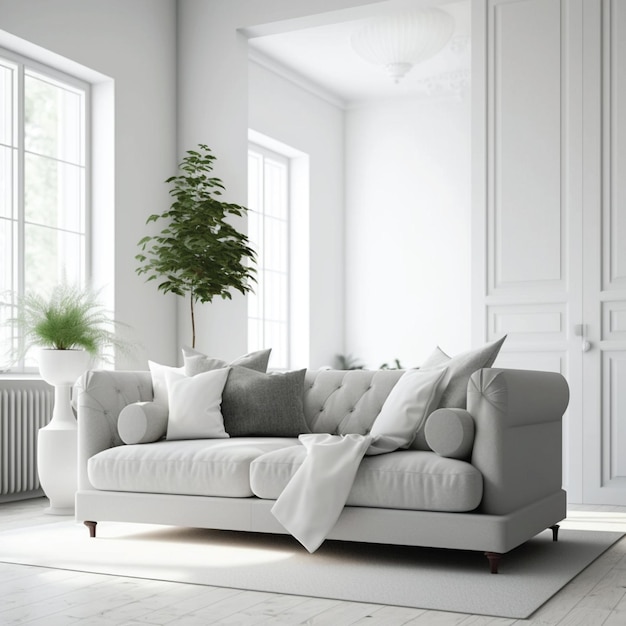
left=582, top=340, right=592, bottom=352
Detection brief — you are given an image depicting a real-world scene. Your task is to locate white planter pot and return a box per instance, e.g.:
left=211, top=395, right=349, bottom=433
left=37, top=349, right=91, bottom=515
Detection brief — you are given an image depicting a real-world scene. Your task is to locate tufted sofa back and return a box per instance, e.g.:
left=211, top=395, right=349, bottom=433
left=303, top=369, right=405, bottom=435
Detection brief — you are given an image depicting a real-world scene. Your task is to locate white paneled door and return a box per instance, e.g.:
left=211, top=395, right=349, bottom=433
left=472, top=0, right=626, bottom=504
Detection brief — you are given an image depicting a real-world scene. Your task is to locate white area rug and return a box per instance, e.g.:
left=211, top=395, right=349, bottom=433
left=0, top=521, right=621, bottom=619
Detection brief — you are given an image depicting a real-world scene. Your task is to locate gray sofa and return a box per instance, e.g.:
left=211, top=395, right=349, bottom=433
left=75, top=366, right=569, bottom=573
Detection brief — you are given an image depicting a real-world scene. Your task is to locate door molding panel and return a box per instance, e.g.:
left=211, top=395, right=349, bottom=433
left=603, top=0, right=626, bottom=291
left=602, top=302, right=626, bottom=341
left=603, top=353, right=626, bottom=484
left=487, top=0, right=566, bottom=296
left=488, top=303, right=566, bottom=344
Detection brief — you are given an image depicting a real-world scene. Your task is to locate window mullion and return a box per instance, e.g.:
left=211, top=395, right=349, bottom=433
left=16, top=60, right=25, bottom=305
left=13, top=59, right=25, bottom=369
left=260, top=154, right=266, bottom=352
left=285, top=170, right=291, bottom=368
left=83, top=84, right=91, bottom=284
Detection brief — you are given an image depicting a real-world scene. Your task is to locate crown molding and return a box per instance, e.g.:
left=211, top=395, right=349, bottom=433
left=248, top=48, right=347, bottom=111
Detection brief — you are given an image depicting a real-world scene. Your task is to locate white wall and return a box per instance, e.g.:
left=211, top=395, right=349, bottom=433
left=0, top=0, right=178, bottom=368
left=248, top=62, right=345, bottom=368
left=345, top=95, right=471, bottom=368
left=177, top=0, right=382, bottom=364
left=0, top=0, right=470, bottom=371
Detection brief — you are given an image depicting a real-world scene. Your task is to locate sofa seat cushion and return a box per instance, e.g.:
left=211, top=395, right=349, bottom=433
left=250, top=446, right=483, bottom=512
left=88, top=437, right=299, bottom=498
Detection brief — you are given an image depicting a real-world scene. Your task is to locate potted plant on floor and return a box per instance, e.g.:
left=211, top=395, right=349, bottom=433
left=135, top=144, right=256, bottom=348
left=10, top=283, right=132, bottom=515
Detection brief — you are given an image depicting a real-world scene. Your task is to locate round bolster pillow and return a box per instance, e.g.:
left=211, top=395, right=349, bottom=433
left=424, top=408, right=475, bottom=460
left=118, top=402, right=168, bottom=444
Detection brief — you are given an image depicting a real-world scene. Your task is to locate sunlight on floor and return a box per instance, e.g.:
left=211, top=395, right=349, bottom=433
left=562, top=506, right=626, bottom=532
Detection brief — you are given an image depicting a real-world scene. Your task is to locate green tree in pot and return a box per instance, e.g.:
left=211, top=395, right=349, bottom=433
left=136, top=144, right=256, bottom=348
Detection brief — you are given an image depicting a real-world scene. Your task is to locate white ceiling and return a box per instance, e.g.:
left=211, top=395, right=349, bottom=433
left=248, top=1, right=470, bottom=107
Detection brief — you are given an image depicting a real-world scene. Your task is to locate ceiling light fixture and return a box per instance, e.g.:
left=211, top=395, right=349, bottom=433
left=351, top=8, right=455, bottom=84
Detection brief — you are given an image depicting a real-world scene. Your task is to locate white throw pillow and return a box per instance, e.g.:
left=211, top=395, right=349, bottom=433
left=165, top=368, right=230, bottom=440
left=366, top=367, right=447, bottom=456
left=118, top=402, right=168, bottom=445
left=148, top=360, right=185, bottom=409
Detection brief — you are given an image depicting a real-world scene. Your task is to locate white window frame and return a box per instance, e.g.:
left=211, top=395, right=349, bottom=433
left=247, top=142, right=291, bottom=370
left=0, top=47, right=91, bottom=372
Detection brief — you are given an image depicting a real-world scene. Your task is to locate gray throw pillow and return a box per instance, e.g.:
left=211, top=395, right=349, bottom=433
left=422, top=336, right=506, bottom=410
left=411, top=336, right=506, bottom=450
left=425, top=408, right=475, bottom=460
left=183, top=347, right=271, bottom=377
left=221, top=366, right=310, bottom=437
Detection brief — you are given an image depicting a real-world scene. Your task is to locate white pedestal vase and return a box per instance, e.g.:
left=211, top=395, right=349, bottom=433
left=37, top=349, right=91, bottom=515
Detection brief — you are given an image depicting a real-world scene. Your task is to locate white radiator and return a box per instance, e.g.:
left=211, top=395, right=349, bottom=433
left=0, top=380, right=53, bottom=502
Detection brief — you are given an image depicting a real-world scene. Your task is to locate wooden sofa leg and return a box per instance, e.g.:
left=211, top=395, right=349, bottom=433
left=550, top=524, right=560, bottom=541
left=485, top=551, right=501, bottom=574
left=84, top=521, right=97, bottom=538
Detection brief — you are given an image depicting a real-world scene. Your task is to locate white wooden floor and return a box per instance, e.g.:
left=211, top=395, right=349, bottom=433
left=2, top=499, right=626, bottom=625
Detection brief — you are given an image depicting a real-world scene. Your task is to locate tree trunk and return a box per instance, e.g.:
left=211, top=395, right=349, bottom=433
left=190, top=295, right=196, bottom=349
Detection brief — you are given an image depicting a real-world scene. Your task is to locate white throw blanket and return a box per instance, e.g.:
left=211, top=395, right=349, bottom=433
left=271, top=433, right=373, bottom=553
left=271, top=367, right=448, bottom=552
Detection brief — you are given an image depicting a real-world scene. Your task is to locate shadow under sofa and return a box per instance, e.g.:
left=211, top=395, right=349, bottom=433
left=75, top=367, right=569, bottom=574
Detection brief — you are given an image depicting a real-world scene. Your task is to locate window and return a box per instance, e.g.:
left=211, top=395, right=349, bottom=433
left=0, top=49, right=89, bottom=370
left=247, top=144, right=290, bottom=370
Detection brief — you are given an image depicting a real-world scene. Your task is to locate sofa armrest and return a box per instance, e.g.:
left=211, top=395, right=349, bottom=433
left=76, top=370, right=153, bottom=490
left=468, top=368, right=569, bottom=515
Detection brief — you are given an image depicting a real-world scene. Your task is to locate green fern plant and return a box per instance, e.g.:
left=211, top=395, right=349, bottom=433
left=380, top=358, right=404, bottom=370
left=10, top=284, right=131, bottom=359
left=335, top=354, right=365, bottom=370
